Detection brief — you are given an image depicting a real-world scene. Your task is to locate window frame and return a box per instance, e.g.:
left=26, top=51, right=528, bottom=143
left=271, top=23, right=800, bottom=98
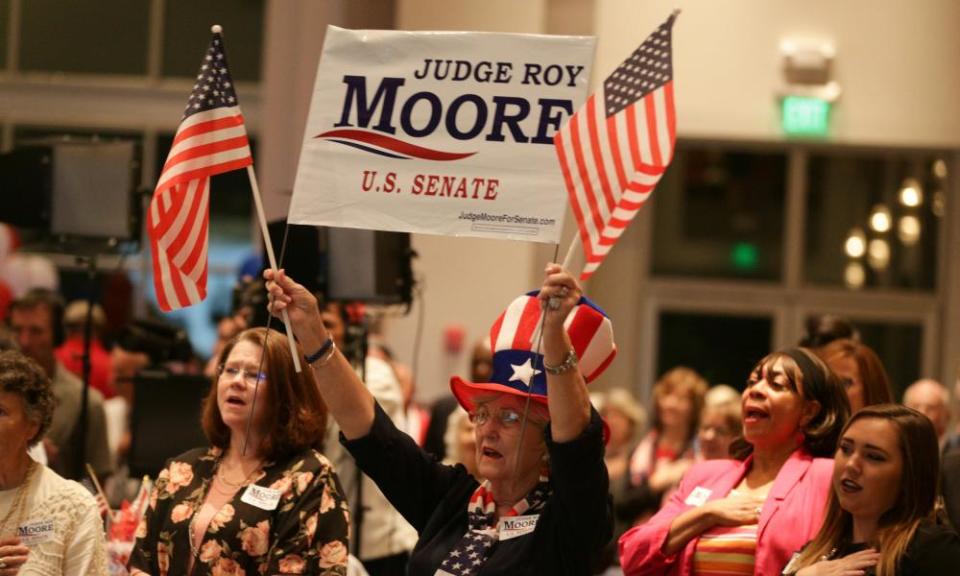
left=634, top=139, right=956, bottom=401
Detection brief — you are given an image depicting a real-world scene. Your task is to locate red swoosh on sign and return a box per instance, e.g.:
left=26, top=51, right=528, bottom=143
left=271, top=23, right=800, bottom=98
left=316, top=129, right=477, bottom=161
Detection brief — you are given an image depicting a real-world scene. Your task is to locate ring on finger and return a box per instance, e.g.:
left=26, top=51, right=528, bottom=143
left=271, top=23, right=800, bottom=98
left=0, top=558, right=6, bottom=569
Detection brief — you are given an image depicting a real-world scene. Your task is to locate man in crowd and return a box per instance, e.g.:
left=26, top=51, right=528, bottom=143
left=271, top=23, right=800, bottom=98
left=903, top=378, right=952, bottom=453
left=8, top=289, right=113, bottom=481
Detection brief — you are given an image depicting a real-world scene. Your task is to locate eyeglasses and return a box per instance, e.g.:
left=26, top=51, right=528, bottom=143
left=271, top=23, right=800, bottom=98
left=468, top=406, right=543, bottom=428
left=218, top=365, right=267, bottom=387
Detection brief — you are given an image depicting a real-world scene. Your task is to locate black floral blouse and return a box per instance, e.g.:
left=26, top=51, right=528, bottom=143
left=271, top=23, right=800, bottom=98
left=129, top=446, right=350, bottom=576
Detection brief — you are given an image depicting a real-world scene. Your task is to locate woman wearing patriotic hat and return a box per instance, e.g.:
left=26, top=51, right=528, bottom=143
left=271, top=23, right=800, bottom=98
left=265, top=263, right=616, bottom=575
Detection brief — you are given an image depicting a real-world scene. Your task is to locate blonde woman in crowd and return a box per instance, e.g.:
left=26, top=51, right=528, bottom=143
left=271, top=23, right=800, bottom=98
left=602, top=388, right=647, bottom=484
left=441, top=407, right=478, bottom=479
left=697, top=385, right=742, bottom=461
left=620, top=368, right=707, bottom=525
left=595, top=388, right=647, bottom=573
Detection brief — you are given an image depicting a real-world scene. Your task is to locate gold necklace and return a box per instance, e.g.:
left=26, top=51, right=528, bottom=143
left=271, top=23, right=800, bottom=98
left=216, top=457, right=263, bottom=488
left=209, top=475, right=244, bottom=496
left=0, top=461, right=36, bottom=537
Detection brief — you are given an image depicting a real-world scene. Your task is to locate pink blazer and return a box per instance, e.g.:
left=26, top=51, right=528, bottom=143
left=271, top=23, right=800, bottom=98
left=618, top=449, right=833, bottom=576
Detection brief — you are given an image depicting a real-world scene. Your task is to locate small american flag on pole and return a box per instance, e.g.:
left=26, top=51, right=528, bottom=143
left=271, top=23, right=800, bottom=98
left=555, top=12, right=678, bottom=280
left=148, top=27, right=252, bottom=311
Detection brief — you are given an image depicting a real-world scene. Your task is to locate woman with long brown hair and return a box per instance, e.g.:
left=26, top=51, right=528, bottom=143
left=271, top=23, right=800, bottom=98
left=783, top=404, right=960, bottom=575
left=129, top=328, right=350, bottom=575
left=815, top=339, right=893, bottom=413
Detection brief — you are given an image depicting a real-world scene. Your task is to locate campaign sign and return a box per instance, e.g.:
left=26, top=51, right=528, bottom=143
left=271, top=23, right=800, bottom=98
left=288, top=26, right=596, bottom=243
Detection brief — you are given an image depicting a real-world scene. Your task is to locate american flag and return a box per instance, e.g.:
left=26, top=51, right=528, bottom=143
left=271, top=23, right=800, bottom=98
left=148, top=29, right=252, bottom=311
left=555, top=12, right=678, bottom=280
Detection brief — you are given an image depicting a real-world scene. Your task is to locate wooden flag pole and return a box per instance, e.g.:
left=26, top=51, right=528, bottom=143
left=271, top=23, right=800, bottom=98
left=561, top=235, right=585, bottom=276
left=246, top=164, right=302, bottom=372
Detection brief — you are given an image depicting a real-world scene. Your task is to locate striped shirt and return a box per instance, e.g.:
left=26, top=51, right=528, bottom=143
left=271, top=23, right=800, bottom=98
left=692, top=523, right=758, bottom=576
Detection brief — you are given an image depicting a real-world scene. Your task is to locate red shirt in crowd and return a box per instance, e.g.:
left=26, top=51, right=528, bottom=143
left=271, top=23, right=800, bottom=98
left=55, top=335, right=115, bottom=399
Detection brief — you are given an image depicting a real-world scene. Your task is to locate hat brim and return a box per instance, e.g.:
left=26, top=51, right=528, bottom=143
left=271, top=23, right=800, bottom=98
left=450, top=375, right=547, bottom=414
left=449, top=375, right=610, bottom=444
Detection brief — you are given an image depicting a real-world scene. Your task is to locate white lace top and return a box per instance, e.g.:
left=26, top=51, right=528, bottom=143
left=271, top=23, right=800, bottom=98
left=0, top=465, right=107, bottom=575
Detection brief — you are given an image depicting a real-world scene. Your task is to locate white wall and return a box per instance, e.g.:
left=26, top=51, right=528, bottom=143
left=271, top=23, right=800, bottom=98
left=595, top=0, right=960, bottom=148
left=260, top=0, right=396, bottom=221
left=396, top=0, right=546, bottom=33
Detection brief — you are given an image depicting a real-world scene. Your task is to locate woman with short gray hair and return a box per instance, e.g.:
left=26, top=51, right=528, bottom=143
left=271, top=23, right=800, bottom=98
left=0, top=350, right=107, bottom=575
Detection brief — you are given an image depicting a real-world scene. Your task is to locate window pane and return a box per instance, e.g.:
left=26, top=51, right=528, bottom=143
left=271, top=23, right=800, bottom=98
left=14, top=126, right=143, bottom=145
left=19, top=0, right=149, bottom=74
left=855, top=319, right=922, bottom=399
left=804, top=153, right=944, bottom=291
left=652, top=145, right=787, bottom=281
left=657, top=311, right=773, bottom=389
left=162, top=0, right=264, bottom=81
left=13, top=126, right=144, bottom=187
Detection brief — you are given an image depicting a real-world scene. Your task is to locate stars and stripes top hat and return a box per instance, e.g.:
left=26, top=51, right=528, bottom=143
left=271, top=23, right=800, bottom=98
left=450, top=290, right=616, bottom=413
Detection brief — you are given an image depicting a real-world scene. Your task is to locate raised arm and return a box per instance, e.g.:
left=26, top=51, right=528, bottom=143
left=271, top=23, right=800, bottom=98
left=537, top=263, right=591, bottom=442
left=264, top=269, right=375, bottom=439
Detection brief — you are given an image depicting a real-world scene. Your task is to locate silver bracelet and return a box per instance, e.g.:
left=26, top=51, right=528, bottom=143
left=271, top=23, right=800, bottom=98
left=543, top=348, right=578, bottom=375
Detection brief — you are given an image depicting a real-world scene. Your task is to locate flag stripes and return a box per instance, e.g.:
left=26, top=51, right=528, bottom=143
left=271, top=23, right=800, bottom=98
left=554, top=13, right=678, bottom=280
left=557, top=83, right=675, bottom=277
left=147, top=31, right=252, bottom=311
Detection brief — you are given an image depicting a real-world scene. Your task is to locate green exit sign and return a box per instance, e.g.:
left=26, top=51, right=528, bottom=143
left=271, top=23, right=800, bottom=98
left=781, top=96, right=831, bottom=137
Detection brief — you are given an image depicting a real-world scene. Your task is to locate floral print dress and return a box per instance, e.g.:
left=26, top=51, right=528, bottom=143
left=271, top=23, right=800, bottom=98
left=129, top=446, right=350, bottom=576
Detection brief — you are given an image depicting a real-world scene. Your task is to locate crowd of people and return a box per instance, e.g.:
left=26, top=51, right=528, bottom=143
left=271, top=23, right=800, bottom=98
left=2, top=272, right=960, bottom=575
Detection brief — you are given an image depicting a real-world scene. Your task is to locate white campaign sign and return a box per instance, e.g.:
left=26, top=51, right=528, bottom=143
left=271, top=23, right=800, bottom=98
left=288, top=26, right=595, bottom=243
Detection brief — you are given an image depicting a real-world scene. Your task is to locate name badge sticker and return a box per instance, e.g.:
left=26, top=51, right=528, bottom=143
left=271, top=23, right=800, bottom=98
left=497, top=514, right=539, bottom=541
left=18, top=520, right=56, bottom=546
left=241, top=484, right=282, bottom=511
left=684, top=486, right=712, bottom=507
